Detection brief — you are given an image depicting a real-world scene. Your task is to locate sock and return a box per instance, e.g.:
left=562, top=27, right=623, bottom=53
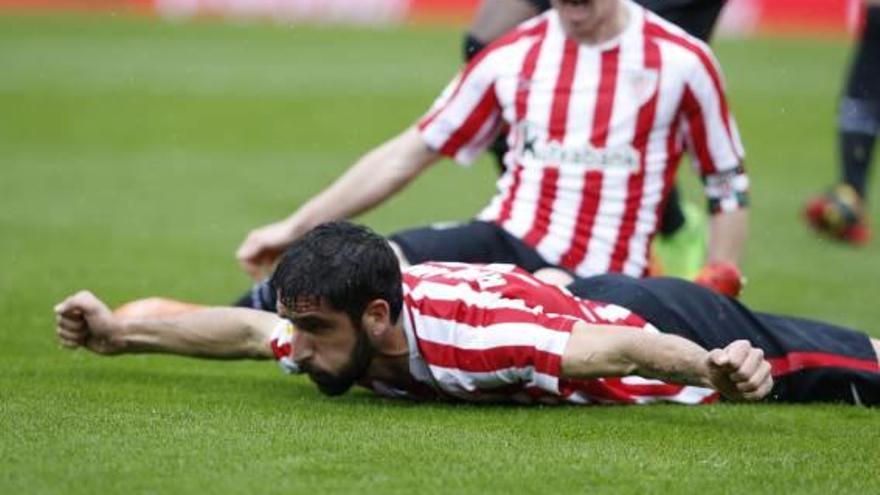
left=838, top=6, right=880, bottom=199
left=659, top=185, right=686, bottom=236
left=839, top=130, right=876, bottom=198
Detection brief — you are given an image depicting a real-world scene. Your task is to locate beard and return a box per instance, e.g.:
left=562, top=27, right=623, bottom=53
left=306, top=328, right=375, bottom=397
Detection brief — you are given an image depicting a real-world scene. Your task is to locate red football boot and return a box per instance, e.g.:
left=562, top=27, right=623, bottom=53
left=804, top=184, right=871, bottom=246
left=694, top=261, right=744, bottom=298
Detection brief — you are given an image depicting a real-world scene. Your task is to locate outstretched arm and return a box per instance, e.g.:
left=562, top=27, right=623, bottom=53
left=236, top=126, right=440, bottom=279
left=55, top=291, right=280, bottom=359
left=560, top=322, right=773, bottom=401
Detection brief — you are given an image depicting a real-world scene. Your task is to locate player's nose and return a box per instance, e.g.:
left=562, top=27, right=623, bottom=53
left=292, top=333, right=315, bottom=363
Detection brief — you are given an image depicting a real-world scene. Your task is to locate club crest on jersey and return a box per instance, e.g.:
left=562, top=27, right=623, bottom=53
left=627, top=69, right=659, bottom=107
left=514, top=122, right=640, bottom=172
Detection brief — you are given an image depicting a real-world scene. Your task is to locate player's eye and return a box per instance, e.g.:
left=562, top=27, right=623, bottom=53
left=291, top=315, right=330, bottom=333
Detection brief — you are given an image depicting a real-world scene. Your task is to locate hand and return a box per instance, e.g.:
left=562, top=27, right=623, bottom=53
left=705, top=340, right=773, bottom=401
left=54, top=291, right=126, bottom=355
left=235, top=219, right=298, bottom=280
left=694, top=261, right=744, bottom=297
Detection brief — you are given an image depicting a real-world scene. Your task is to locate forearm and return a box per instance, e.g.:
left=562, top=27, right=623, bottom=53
left=621, top=332, right=713, bottom=387
left=286, top=126, right=438, bottom=237
left=561, top=323, right=712, bottom=388
left=706, top=208, right=748, bottom=265
left=119, top=307, right=281, bottom=359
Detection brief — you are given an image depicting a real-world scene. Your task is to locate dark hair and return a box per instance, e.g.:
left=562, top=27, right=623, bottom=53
left=270, top=221, right=403, bottom=324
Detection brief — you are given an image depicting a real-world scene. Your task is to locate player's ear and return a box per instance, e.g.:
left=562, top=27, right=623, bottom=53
left=361, top=299, right=392, bottom=340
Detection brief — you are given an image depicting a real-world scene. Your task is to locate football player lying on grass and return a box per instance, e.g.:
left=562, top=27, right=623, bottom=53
left=56, top=223, right=880, bottom=406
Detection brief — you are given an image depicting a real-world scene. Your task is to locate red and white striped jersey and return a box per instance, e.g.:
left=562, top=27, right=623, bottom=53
left=418, top=1, right=747, bottom=277
left=269, top=261, right=718, bottom=404
left=399, top=261, right=718, bottom=405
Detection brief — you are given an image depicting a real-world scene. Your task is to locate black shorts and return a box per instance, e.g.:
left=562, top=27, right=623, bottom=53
left=524, top=0, right=726, bottom=42
left=390, top=220, right=558, bottom=273
left=568, top=274, right=880, bottom=405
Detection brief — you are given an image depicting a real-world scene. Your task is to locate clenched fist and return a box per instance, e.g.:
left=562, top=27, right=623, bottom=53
left=235, top=219, right=298, bottom=280
left=54, top=291, right=125, bottom=355
left=705, top=339, right=773, bottom=401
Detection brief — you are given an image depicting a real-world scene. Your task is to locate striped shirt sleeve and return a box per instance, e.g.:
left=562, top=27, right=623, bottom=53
left=269, top=318, right=302, bottom=375
left=417, top=51, right=504, bottom=167
left=407, top=278, right=579, bottom=398
left=681, top=47, right=749, bottom=214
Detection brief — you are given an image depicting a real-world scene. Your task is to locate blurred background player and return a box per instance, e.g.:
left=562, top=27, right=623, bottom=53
left=804, top=0, right=879, bottom=245
left=464, top=0, right=730, bottom=280
left=231, top=0, right=749, bottom=300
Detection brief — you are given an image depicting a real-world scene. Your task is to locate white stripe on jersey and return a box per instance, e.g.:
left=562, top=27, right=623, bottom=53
left=426, top=364, right=560, bottom=402
left=411, top=313, right=571, bottom=356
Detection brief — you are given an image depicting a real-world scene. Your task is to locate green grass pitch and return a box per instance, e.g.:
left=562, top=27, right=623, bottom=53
left=1, top=14, right=879, bottom=494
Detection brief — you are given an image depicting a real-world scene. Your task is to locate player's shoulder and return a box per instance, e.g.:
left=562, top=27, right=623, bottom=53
left=479, top=11, right=553, bottom=59
left=640, top=8, right=716, bottom=67
left=403, top=261, right=521, bottom=283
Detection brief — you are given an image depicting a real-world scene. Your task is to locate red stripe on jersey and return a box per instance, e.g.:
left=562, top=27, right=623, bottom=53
left=548, top=39, right=579, bottom=140
left=767, top=352, right=880, bottom=377
left=404, top=293, right=579, bottom=333
left=609, top=39, right=660, bottom=272
left=558, top=172, right=602, bottom=269
left=438, top=86, right=499, bottom=157
left=417, top=339, right=563, bottom=377
left=681, top=86, right=716, bottom=174
left=590, top=46, right=621, bottom=148
left=515, top=26, right=547, bottom=122
left=521, top=38, right=579, bottom=247
left=523, top=167, right=561, bottom=246
left=420, top=20, right=549, bottom=132
left=557, top=47, right=621, bottom=270
left=643, top=102, right=686, bottom=275
left=496, top=164, right=524, bottom=226
left=560, top=378, right=637, bottom=404
left=602, top=378, right=684, bottom=397
left=644, top=19, right=736, bottom=156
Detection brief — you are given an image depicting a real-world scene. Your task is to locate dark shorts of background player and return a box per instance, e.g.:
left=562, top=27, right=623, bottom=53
left=390, top=220, right=560, bottom=273
left=569, top=274, right=880, bottom=406
left=526, top=0, right=725, bottom=42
